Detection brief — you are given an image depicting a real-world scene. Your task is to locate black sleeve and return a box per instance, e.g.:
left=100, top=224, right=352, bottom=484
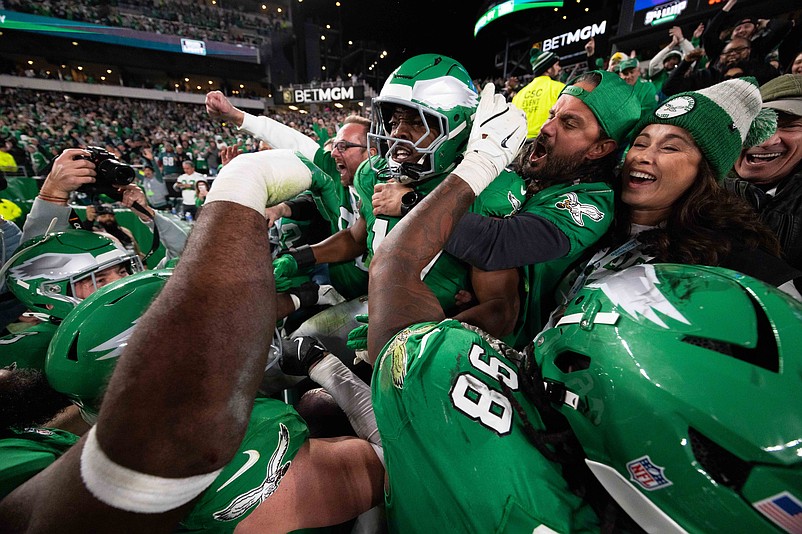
left=444, top=211, right=571, bottom=271
left=721, top=244, right=802, bottom=288
left=702, top=9, right=729, bottom=62
left=662, top=60, right=695, bottom=97
left=285, top=194, right=318, bottom=221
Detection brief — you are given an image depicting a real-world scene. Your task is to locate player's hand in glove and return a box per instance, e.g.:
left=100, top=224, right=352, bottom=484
left=272, top=255, right=300, bottom=292
left=453, top=83, right=527, bottom=196
left=280, top=335, right=329, bottom=376
left=346, top=314, right=370, bottom=352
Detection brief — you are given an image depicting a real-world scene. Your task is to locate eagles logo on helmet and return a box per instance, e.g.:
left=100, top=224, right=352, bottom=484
left=2, top=230, right=144, bottom=320
left=45, top=269, right=170, bottom=423
left=534, top=263, right=802, bottom=532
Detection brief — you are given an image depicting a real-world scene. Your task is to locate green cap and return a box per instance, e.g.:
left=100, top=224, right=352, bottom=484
left=760, top=74, right=802, bottom=117
left=618, top=58, right=639, bottom=72
left=560, top=70, right=641, bottom=144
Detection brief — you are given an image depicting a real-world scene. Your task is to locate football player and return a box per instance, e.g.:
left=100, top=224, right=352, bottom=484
left=273, top=54, right=527, bottom=340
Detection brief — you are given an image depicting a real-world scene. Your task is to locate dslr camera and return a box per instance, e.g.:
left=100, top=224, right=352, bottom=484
left=78, top=146, right=135, bottom=197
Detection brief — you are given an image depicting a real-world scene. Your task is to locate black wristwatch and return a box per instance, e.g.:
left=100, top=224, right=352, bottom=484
left=400, top=190, right=422, bottom=216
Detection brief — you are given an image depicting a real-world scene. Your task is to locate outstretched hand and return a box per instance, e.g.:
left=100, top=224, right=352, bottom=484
left=453, top=84, right=527, bottom=196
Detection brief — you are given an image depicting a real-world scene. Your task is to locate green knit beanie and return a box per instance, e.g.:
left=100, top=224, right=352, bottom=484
left=633, top=77, right=777, bottom=179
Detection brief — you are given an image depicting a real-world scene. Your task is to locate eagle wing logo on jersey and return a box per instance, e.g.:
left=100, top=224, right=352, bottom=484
left=507, top=190, right=522, bottom=214
left=555, top=192, right=604, bottom=227
left=212, top=423, right=292, bottom=522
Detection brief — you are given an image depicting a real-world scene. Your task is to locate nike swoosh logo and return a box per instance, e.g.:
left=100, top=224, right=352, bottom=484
left=217, top=450, right=260, bottom=492
left=294, top=337, right=304, bottom=355
left=500, top=127, right=521, bottom=149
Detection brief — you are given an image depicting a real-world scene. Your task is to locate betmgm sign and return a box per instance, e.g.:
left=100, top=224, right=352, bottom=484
left=274, top=85, right=365, bottom=105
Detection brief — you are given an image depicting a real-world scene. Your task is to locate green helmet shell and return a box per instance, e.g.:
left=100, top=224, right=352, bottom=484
left=3, top=230, right=143, bottom=320
left=535, top=264, right=802, bottom=532
left=45, top=269, right=170, bottom=420
left=369, top=53, right=478, bottom=183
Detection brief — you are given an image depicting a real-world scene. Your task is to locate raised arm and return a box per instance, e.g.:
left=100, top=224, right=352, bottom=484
left=367, top=84, right=527, bottom=361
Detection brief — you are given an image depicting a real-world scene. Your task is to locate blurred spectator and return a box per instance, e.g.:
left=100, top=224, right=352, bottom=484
left=512, top=48, right=565, bottom=139
left=648, top=26, right=695, bottom=96
left=174, top=160, right=204, bottom=219
left=727, top=74, right=802, bottom=270
left=702, top=0, right=792, bottom=66
left=618, top=58, right=659, bottom=114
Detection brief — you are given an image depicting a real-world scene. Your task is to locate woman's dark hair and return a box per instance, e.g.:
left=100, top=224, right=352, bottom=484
left=610, top=158, right=780, bottom=264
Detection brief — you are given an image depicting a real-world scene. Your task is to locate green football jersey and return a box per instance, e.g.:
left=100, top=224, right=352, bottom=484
left=0, top=427, right=79, bottom=500
left=372, top=319, right=599, bottom=533
left=177, top=398, right=309, bottom=533
left=506, top=181, right=614, bottom=349
left=0, top=322, right=58, bottom=370
left=294, top=152, right=369, bottom=300
left=354, top=158, right=526, bottom=313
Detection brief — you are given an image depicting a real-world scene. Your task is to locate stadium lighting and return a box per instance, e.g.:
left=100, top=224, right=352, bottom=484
left=358, top=102, right=363, bottom=107
left=72, top=41, right=78, bottom=46
left=326, top=24, right=331, bottom=29
left=321, top=35, right=326, bottom=40
left=585, top=7, right=588, bottom=10
left=27, top=60, right=33, bottom=65
left=101, top=76, right=106, bottom=81
left=563, top=15, right=566, bottom=19
left=208, top=80, right=213, bottom=84
left=175, top=84, right=179, bottom=88
left=348, top=40, right=353, bottom=45
left=261, top=4, right=266, bottom=9
left=184, top=77, right=189, bottom=81
left=106, top=69, right=112, bottom=73
left=77, top=66, right=83, bottom=71
left=322, top=66, right=327, bottom=70
left=475, top=0, right=564, bottom=36
left=334, top=103, right=343, bottom=108
left=239, top=84, right=244, bottom=88
left=336, top=1, right=341, bottom=6
left=277, top=7, right=282, bottom=12
left=289, top=105, right=299, bottom=110
left=196, top=85, right=202, bottom=90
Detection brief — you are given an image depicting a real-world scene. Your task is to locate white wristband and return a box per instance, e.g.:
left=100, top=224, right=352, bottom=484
left=453, top=151, right=500, bottom=196
left=80, top=426, right=222, bottom=513
left=205, top=149, right=312, bottom=215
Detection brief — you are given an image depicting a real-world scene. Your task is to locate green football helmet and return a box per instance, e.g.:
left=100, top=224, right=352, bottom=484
left=534, top=264, right=802, bottom=532
left=368, top=53, right=478, bottom=183
left=2, top=230, right=144, bottom=320
left=45, top=269, right=171, bottom=423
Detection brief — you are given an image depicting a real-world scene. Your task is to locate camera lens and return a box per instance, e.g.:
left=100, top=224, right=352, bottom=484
left=97, top=159, right=136, bottom=186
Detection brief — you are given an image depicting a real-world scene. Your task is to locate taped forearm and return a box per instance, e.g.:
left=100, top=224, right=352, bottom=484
left=240, top=113, right=321, bottom=160
left=309, top=354, right=380, bottom=446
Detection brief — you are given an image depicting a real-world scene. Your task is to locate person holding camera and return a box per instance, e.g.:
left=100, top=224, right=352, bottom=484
left=21, top=148, right=188, bottom=261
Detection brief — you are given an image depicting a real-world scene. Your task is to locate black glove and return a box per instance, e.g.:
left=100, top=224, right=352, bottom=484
left=279, top=335, right=328, bottom=376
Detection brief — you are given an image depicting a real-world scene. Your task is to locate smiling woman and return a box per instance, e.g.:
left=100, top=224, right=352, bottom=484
left=553, top=77, right=802, bottom=309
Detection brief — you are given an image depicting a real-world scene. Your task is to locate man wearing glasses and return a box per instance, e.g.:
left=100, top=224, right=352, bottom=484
left=206, top=91, right=374, bottom=301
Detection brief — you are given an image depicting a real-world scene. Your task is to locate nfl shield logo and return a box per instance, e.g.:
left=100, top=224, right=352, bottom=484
left=627, top=456, right=673, bottom=491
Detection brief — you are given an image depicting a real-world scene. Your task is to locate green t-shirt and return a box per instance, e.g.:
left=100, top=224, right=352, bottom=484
left=507, top=181, right=614, bottom=349
left=372, top=319, right=599, bottom=533
left=291, top=151, right=369, bottom=300
left=354, top=158, right=526, bottom=313
left=0, top=427, right=79, bottom=500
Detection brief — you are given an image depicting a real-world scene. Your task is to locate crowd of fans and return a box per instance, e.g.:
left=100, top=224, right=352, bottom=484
left=4, top=0, right=289, bottom=46
left=0, top=87, right=365, bottom=178
left=1, top=1, right=802, bottom=532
